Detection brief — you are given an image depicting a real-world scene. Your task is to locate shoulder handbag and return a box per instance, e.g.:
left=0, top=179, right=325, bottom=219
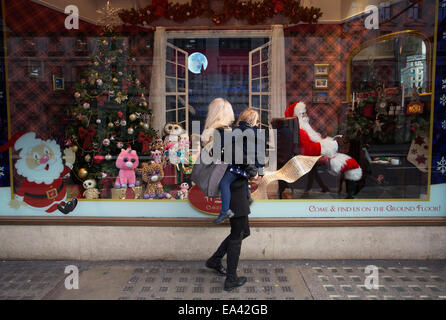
left=191, top=147, right=228, bottom=198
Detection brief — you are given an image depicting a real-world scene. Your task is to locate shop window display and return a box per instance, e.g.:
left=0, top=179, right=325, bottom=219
left=0, top=0, right=444, bottom=221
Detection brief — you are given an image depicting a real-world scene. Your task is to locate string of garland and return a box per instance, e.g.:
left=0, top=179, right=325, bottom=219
left=118, top=0, right=322, bottom=26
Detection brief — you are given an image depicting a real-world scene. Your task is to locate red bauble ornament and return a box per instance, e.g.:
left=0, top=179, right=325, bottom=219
left=93, top=154, right=105, bottom=164
left=117, top=111, right=123, bottom=119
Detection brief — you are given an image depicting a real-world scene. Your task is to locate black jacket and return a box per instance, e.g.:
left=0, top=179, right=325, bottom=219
left=232, top=121, right=266, bottom=176
left=212, top=124, right=266, bottom=176
left=229, top=177, right=251, bottom=216
left=211, top=127, right=251, bottom=216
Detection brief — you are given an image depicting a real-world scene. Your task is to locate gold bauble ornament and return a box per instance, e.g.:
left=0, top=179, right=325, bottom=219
left=143, top=123, right=150, bottom=130
left=78, top=168, right=88, bottom=179
left=72, top=145, right=78, bottom=153
left=129, top=114, right=137, bottom=121
left=108, top=122, right=114, bottom=128
left=139, top=121, right=144, bottom=127
left=112, top=77, right=118, bottom=83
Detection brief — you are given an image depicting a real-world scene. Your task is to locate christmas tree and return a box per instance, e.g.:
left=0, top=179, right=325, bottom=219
left=65, top=29, right=158, bottom=194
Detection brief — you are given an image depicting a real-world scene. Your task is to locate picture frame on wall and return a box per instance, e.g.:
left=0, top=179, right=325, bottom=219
left=27, top=60, right=44, bottom=79
left=314, top=63, right=329, bottom=76
left=313, top=91, right=329, bottom=103
left=52, top=75, right=64, bottom=91
left=314, top=78, right=328, bottom=89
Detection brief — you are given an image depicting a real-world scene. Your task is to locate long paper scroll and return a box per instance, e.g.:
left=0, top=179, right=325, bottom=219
left=251, top=155, right=321, bottom=200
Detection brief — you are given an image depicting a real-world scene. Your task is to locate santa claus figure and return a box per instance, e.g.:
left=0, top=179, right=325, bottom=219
left=0, top=132, right=78, bottom=214
left=285, top=102, right=362, bottom=198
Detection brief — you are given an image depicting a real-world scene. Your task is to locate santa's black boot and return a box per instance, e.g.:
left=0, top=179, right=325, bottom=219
left=58, top=198, right=78, bottom=214
left=205, top=236, right=229, bottom=276
left=224, top=239, right=247, bottom=291
left=345, top=180, right=357, bottom=199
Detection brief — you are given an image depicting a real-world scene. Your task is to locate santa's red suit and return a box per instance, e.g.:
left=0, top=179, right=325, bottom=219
left=16, top=165, right=71, bottom=213
left=285, top=101, right=362, bottom=182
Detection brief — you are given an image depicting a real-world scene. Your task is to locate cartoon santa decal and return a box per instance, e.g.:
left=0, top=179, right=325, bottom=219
left=285, top=102, right=362, bottom=198
left=0, top=132, right=78, bottom=214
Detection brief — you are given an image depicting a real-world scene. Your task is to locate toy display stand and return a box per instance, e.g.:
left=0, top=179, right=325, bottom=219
left=111, top=186, right=143, bottom=199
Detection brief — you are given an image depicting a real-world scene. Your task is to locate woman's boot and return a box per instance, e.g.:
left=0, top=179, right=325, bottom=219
left=205, top=236, right=229, bottom=276
left=224, top=239, right=247, bottom=291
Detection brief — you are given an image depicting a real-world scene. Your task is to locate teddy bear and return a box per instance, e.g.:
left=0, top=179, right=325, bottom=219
left=83, top=179, right=100, bottom=199
left=136, top=161, right=165, bottom=199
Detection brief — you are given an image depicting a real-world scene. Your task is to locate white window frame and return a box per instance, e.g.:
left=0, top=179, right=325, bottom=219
left=165, top=42, right=189, bottom=131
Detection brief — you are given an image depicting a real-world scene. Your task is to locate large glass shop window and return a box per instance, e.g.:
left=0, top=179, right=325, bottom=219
left=345, top=32, right=431, bottom=200
left=0, top=0, right=444, bottom=220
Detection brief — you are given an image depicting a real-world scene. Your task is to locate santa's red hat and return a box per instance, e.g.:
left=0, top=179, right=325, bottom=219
left=0, top=131, right=27, bottom=153
left=284, top=101, right=306, bottom=118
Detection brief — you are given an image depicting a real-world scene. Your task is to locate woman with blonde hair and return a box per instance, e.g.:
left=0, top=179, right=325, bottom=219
left=201, top=97, right=235, bottom=147
left=203, top=98, right=251, bottom=292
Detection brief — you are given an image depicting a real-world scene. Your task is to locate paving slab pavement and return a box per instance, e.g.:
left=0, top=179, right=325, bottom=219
left=0, top=260, right=445, bottom=300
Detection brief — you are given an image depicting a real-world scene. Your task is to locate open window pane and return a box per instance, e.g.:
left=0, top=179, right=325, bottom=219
left=166, top=95, right=176, bottom=110
left=166, top=77, right=176, bottom=92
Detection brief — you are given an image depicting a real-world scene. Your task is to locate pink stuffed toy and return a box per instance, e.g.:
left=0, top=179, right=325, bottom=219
left=115, top=148, right=139, bottom=188
left=151, top=150, right=163, bottom=164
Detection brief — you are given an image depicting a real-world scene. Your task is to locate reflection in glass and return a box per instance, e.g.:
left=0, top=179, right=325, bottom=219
left=166, top=110, right=176, bottom=123
left=252, top=94, right=260, bottom=108
left=166, top=77, right=176, bottom=92
left=351, top=34, right=428, bottom=95
left=166, top=95, right=176, bottom=110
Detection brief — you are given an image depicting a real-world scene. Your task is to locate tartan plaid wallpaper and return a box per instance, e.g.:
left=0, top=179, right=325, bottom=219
left=3, top=0, right=154, bottom=191
left=0, top=0, right=439, bottom=190
left=284, top=0, right=436, bottom=136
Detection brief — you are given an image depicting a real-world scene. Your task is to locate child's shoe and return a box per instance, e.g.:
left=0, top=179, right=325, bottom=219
left=213, top=209, right=234, bottom=224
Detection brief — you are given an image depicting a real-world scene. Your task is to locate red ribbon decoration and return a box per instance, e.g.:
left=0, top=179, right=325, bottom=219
left=272, top=0, right=284, bottom=13
left=78, top=126, right=96, bottom=150
left=152, top=0, right=168, bottom=17
left=138, top=131, right=153, bottom=153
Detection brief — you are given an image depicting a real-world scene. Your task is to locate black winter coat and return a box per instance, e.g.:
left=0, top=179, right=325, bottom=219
left=229, top=177, right=251, bottom=217
left=211, top=127, right=251, bottom=217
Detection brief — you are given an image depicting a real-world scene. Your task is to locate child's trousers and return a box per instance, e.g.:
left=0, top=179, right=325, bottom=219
left=219, top=169, right=252, bottom=212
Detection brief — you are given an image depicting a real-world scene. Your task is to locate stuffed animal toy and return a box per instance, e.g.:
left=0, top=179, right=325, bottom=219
left=177, top=133, right=190, bottom=164
left=178, top=182, right=189, bottom=199
left=136, top=161, right=165, bottom=199
left=83, top=179, right=100, bottom=199
left=151, top=137, right=164, bottom=152
left=162, top=122, right=185, bottom=145
left=162, top=123, right=186, bottom=166
left=115, top=148, right=139, bottom=188
left=151, top=149, right=164, bottom=164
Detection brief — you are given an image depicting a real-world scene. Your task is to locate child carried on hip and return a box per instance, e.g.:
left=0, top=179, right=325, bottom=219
left=214, top=108, right=265, bottom=224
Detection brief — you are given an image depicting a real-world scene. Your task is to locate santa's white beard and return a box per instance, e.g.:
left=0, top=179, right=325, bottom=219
left=298, top=116, right=323, bottom=143
left=15, top=147, right=64, bottom=185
